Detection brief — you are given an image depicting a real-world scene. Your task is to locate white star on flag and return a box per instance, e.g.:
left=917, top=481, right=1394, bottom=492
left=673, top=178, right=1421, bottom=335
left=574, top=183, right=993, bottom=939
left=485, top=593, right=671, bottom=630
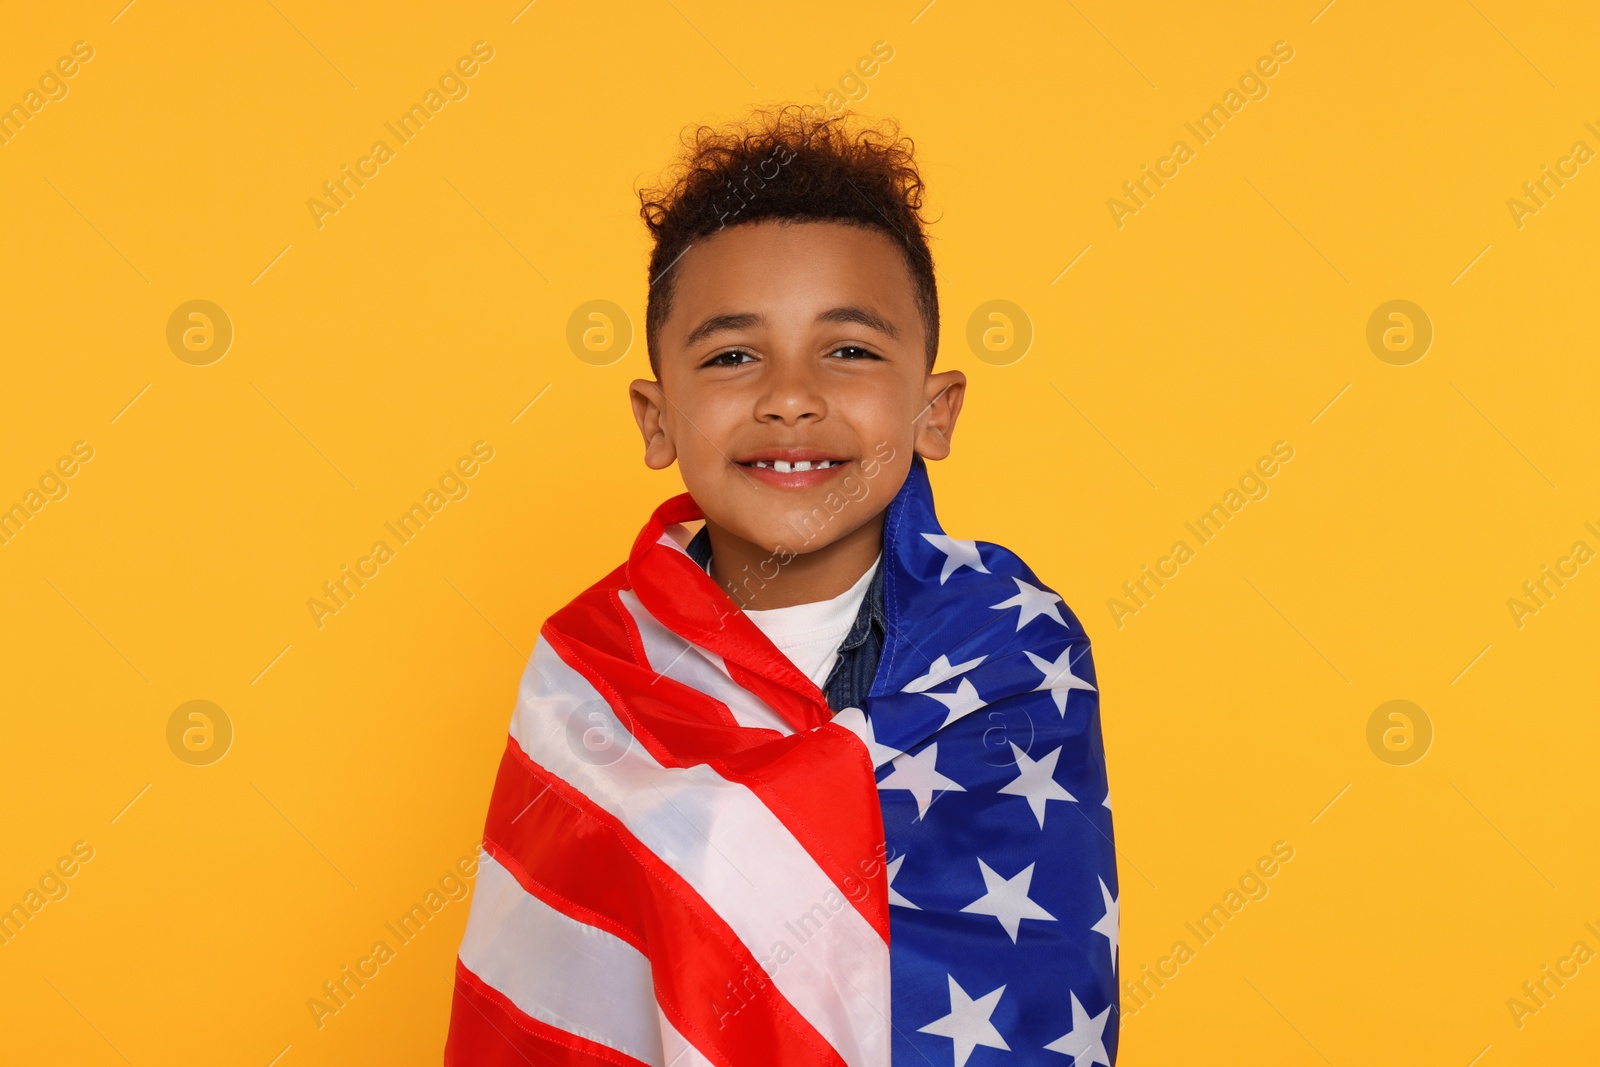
left=1025, top=646, right=1096, bottom=715
left=886, top=854, right=920, bottom=909
left=998, top=742, right=1077, bottom=828
left=990, top=577, right=1067, bottom=631
left=922, top=533, right=990, bottom=584
left=924, top=677, right=986, bottom=730
left=1044, top=992, right=1111, bottom=1064
left=878, top=743, right=965, bottom=819
left=830, top=706, right=903, bottom=769
left=903, top=652, right=987, bottom=693
left=917, top=975, right=1010, bottom=1067
left=960, top=859, right=1056, bottom=943
left=1090, top=877, right=1119, bottom=968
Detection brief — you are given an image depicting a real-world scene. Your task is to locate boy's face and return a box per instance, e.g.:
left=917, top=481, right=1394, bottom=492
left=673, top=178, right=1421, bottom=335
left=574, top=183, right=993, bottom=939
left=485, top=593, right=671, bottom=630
left=629, top=219, right=965, bottom=558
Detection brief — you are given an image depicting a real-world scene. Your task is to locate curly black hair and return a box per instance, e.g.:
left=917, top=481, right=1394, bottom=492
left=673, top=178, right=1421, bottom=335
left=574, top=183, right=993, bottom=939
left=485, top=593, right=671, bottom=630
left=637, top=104, right=939, bottom=378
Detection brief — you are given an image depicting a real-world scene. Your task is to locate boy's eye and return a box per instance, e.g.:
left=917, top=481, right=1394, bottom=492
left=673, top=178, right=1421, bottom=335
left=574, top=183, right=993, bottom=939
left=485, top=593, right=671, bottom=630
left=706, top=349, right=755, bottom=367
left=831, top=345, right=880, bottom=360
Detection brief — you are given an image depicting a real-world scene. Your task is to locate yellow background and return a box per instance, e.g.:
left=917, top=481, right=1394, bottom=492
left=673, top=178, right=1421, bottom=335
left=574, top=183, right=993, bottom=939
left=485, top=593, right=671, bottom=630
left=2, top=0, right=1597, bottom=1063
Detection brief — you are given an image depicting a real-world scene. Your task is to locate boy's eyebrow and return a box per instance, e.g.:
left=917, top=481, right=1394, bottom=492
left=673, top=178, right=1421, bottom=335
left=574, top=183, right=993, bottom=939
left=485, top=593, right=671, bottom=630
left=815, top=305, right=899, bottom=340
left=683, top=306, right=899, bottom=348
left=684, top=312, right=763, bottom=349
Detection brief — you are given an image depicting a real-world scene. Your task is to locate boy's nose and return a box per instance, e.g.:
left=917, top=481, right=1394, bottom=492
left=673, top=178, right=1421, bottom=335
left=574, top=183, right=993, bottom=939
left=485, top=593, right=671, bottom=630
left=755, top=359, right=828, bottom=423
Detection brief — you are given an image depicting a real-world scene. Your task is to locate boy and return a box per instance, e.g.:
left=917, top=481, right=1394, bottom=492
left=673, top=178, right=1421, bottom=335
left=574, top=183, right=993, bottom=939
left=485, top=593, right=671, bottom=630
left=444, top=105, right=1118, bottom=1066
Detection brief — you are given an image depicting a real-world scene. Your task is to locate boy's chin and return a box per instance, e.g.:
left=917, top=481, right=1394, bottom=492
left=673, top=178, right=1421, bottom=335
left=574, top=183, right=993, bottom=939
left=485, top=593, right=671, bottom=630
left=724, top=509, right=881, bottom=561
left=719, top=519, right=810, bottom=560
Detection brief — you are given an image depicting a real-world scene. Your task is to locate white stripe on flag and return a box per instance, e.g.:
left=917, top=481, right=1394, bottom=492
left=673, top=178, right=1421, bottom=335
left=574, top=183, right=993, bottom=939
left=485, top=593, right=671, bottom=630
left=661, top=1021, right=717, bottom=1067
left=619, top=587, right=794, bottom=734
left=514, top=635, right=891, bottom=1067
left=459, top=851, right=698, bottom=1064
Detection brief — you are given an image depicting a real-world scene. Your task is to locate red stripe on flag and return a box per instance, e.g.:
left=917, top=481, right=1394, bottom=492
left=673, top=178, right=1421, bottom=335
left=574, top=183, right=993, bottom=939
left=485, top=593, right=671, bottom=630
left=446, top=958, right=654, bottom=1067
left=714, top=724, right=890, bottom=942
left=622, top=493, right=831, bottom=732
left=543, top=595, right=891, bottom=945
left=480, top=735, right=849, bottom=1067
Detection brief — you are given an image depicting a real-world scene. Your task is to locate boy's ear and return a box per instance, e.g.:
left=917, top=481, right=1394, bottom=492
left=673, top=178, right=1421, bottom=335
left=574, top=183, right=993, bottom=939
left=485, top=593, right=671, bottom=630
left=913, top=369, right=967, bottom=461
left=628, top=378, right=678, bottom=470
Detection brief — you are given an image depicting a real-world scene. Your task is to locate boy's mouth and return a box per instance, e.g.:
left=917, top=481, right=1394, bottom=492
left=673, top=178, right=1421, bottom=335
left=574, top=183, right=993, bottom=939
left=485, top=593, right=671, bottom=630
left=734, top=448, right=850, bottom=488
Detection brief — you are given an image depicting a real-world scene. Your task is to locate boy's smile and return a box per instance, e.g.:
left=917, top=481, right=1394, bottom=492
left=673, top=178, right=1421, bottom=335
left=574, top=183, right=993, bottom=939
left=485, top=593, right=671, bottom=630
left=629, top=219, right=965, bottom=610
left=735, top=447, right=849, bottom=488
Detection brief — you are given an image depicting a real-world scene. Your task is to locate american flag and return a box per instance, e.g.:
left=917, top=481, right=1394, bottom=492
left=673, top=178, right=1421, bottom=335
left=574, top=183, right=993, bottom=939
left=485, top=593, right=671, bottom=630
left=444, top=454, right=1119, bottom=1066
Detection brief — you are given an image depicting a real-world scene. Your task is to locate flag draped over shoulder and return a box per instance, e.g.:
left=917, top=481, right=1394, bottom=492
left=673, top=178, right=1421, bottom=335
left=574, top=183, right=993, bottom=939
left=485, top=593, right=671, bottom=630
left=444, top=454, right=1119, bottom=1067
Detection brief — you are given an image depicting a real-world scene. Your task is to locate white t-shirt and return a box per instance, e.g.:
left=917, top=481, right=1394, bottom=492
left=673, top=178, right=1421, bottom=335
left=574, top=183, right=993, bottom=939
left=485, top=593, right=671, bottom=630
left=722, top=553, right=881, bottom=689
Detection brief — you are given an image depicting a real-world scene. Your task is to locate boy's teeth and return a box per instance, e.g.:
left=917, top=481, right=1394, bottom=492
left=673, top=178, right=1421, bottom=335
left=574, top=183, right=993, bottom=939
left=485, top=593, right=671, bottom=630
left=753, top=459, right=838, bottom=472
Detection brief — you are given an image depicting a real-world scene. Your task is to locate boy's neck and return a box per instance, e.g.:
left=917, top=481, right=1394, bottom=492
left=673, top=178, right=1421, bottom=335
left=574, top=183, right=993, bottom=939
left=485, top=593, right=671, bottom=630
left=703, top=512, right=885, bottom=611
